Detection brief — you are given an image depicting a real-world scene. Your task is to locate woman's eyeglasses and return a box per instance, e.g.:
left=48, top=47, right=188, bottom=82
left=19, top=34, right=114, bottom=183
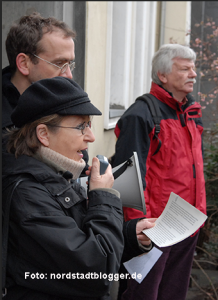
left=48, top=121, right=91, bottom=135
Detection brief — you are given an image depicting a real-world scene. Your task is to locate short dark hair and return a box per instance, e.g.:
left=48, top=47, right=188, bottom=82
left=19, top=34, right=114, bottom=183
left=6, top=114, right=65, bottom=158
left=6, top=12, right=76, bottom=75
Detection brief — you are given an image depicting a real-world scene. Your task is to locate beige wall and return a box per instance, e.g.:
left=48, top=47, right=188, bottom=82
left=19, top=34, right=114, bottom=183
left=164, top=1, right=190, bottom=45
left=85, top=2, right=116, bottom=164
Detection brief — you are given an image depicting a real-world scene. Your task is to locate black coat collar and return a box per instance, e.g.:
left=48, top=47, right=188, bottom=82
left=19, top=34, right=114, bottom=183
left=2, top=151, right=75, bottom=196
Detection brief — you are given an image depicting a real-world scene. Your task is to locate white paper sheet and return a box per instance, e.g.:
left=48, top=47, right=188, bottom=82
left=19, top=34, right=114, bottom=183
left=143, top=192, right=208, bottom=247
left=123, top=247, right=163, bottom=283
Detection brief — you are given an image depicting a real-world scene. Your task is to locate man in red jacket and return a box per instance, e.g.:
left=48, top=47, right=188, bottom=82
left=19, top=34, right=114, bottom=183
left=112, top=44, right=206, bottom=300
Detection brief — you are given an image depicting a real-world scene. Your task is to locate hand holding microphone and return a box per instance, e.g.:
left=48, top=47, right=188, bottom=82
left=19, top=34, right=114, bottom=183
left=86, top=155, right=114, bottom=191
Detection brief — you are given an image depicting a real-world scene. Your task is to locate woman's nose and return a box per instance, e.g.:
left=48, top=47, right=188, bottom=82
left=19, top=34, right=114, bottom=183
left=84, top=127, right=95, bottom=143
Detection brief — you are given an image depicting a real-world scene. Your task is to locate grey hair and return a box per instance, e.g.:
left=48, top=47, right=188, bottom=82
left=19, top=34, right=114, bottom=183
left=151, top=44, right=196, bottom=85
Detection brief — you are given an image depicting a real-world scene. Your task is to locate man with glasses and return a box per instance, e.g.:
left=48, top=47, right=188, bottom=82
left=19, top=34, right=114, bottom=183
left=2, top=12, right=76, bottom=131
left=2, top=12, right=89, bottom=168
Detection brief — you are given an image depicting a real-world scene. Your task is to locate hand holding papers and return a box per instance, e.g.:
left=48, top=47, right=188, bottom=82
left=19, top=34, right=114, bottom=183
left=136, top=218, right=157, bottom=246
left=143, top=192, right=208, bottom=247
left=124, top=192, right=207, bottom=283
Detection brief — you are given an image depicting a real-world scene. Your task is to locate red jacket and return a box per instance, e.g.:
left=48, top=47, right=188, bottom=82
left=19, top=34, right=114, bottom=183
left=113, top=82, right=206, bottom=221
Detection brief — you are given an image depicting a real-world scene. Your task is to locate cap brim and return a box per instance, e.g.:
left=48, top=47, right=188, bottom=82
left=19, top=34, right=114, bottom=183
left=57, top=101, right=102, bottom=116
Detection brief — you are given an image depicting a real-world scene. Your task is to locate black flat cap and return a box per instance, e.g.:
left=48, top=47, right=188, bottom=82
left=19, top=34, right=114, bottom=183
left=11, top=77, right=102, bottom=128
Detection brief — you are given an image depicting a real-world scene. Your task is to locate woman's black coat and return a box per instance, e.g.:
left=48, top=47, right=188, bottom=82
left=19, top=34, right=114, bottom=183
left=2, top=151, right=124, bottom=300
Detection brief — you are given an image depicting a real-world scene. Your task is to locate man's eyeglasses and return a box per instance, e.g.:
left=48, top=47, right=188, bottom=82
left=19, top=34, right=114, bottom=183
left=48, top=121, right=91, bottom=135
left=31, top=53, right=75, bottom=74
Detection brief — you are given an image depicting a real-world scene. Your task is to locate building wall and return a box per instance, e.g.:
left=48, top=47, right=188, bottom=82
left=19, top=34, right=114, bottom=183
left=162, top=1, right=191, bottom=45
left=84, top=2, right=116, bottom=162
left=155, top=1, right=162, bottom=51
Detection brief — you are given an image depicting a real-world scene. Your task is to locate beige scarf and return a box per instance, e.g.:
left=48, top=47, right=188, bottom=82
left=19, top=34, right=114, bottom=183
left=35, top=146, right=86, bottom=180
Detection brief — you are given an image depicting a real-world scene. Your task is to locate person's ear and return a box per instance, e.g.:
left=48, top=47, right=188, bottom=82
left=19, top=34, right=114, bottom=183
left=157, top=72, right=167, bottom=84
left=16, top=53, right=31, bottom=76
left=36, top=124, right=50, bottom=147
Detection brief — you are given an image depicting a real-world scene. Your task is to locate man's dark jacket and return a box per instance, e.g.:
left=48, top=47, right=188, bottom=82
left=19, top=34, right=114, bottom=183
left=2, top=66, right=20, bottom=129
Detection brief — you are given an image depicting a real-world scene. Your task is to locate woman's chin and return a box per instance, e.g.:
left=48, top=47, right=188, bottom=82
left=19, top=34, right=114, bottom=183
left=71, top=154, right=84, bottom=162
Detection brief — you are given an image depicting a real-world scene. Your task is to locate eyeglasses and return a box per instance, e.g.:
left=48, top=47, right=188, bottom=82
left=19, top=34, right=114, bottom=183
left=48, top=121, right=91, bottom=135
left=31, top=53, right=76, bottom=74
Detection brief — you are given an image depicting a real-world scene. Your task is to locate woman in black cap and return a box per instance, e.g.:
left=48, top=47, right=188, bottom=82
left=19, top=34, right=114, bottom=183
left=2, top=77, right=155, bottom=300
left=2, top=76, right=123, bottom=299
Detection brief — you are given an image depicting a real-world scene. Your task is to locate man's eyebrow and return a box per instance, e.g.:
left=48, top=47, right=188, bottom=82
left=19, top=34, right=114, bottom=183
left=51, top=57, right=74, bottom=63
